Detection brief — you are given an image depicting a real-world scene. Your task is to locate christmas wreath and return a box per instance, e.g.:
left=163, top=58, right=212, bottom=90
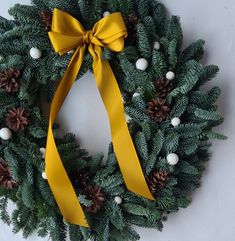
left=0, top=0, right=226, bottom=240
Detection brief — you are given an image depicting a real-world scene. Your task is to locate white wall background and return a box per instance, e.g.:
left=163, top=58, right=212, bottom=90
left=0, top=1, right=235, bottom=241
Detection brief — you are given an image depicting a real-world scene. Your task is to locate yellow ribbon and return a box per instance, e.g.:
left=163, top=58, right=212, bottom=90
left=45, top=8, right=154, bottom=227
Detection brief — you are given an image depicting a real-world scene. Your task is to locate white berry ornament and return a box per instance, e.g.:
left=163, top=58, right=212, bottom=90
left=30, top=47, right=42, bottom=59
left=42, top=172, right=47, bottom=180
left=153, top=41, right=161, bottom=50
left=166, top=71, right=175, bottom=80
left=67, top=49, right=75, bottom=55
left=133, top=92, right=140, bottom=98
left=125, top=113, right=132, bottom=123
left=0, top=127, right=12, bottom=141
left=103, top=11, right=111, bottom=17
left=114, top=196, right=122, bottom=205
left=171, top=117, right=181, bottom=127
left=136, top=58, right=149, bottom=71
left=39, top=147, right=46, bottom=159
left=167, top=153, right=179, bottom=166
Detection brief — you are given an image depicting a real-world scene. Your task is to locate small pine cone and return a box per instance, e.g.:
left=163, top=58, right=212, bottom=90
left=146, top=98, right=170, bottom=122
left=0, top=159, right=16, bottom=190
left=124, top=14, right=140, bottom=44
left=5, top=107, right=30, bottom=132
left=147, top=171, right=169, bottom=194
left=73, top=168, right=90, bottom=188
left=154, top=78, right=172, bottom=98
left=0, top=69, right=21, bottom=93
left=40, top=10, right=53, bottom=32
left=85, top=186, right=105, bottom=213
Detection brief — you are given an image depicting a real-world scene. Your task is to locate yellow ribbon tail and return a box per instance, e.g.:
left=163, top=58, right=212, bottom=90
left=90, top=45, right=154, bottom=200
left=45, top=46, right=89, bottom=227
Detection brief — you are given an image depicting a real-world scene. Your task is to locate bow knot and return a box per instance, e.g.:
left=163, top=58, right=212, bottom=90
left=83, top=30, right=94, bottom=44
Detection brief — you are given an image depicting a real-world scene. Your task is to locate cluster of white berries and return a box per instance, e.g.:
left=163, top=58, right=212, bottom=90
left=135, top=41, right=176, bottom=80
left=134, top=41, right=181, bottom=166
left=135, top=57, right=175, bottom=81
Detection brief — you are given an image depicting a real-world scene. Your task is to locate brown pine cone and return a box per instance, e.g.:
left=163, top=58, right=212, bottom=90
left=0, top=159, right=16, bottom=190
left=5, top=107, right=30, bottom=131
left=124, top=14, right=140, bottom=44
left=85, top=186, right=105, bottom=213
left=40, top=10, right=53, bottom=32
left=147, top=171, right=169, bottom=194
left=73, top=168, right=90, bottom=188
left=146, top=98, right=170, bottom=122
left=0, top=69, right=21, bottom=93
left=154, top=78, right=172, bottom=98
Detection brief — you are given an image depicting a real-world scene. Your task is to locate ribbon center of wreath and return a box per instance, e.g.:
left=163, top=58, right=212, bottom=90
left=45, top=8, right=154, bottom=227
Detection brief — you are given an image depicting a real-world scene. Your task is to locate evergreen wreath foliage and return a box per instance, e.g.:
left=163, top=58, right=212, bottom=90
left=0, top=0, right=226, bottom=240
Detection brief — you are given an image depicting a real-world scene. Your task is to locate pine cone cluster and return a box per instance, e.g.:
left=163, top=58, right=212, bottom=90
left=85, top=186, right=105, bottom=213
left=5, top=107, right=30, bottom=131
left=124, top=14, right=140, bottom=44
left=40, top=10, right=53, bottom=32
left=0, top=69, right=21, bottom=93
left=147, top=171, right=169, bottom=194
left=0, top=159, right=16, bottom=190
left=154, top=78, right=172, bottom=98
left=146, top=98, right=170, bottom=122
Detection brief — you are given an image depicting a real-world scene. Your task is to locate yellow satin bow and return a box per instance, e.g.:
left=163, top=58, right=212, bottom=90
left=45, top=8, right=154, bottom=227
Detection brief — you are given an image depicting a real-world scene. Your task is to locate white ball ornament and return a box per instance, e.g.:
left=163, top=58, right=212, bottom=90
left=167, top=153, right=179, bottom=166
left=125, top=113, right=132, bottom=123
left=42, top=172, right=47, bottom=180
left=153, top=41, right=161, bottom=50
left=133, top=92, right=140, bottom=98
left=0, top=55, right=3, bottom=61
left=136, top=58, right=149, bottom=71
left=0, top=128, right=12, bottom=141
left=171, top=117, right=181, bottom=127
left=67, top=49, right=75, bottom=55
left=30, top=47, right=42, bottom=59
left=114, top=196, right=122, bottom=205
left=39, top=148, right=46, bottom=159
left=166, top=71, right=175, bottom=80
left=103, top=11, right=111, bottom=17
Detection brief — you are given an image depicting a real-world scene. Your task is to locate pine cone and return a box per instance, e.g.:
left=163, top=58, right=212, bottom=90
left=5, top=107, right=30, bottom=131
left=146, top=98, right=170, bottom=122
left=154, top=78, right=172, bottom=98
left=0, top=159, right=16, bottom=190
left=147, top=171, right=169, bottom=194
left=85, top=186, right=105, bottom=213
left=124, top=14, right=140, bottom=44
left=73, top=168, right=90, bottom=188
left=40, top=10, right=53, bottom=32
left=0, top=69, right=21, bottom=93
